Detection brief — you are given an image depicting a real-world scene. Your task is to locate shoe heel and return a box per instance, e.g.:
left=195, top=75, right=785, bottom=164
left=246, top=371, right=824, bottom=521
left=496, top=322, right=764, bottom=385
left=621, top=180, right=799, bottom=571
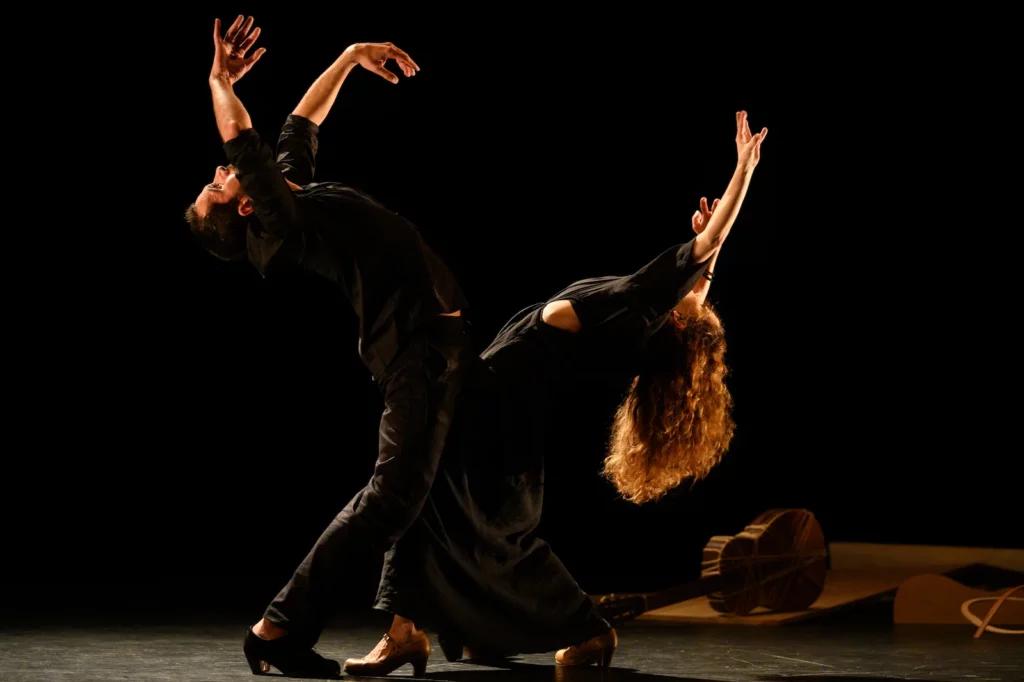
left=412, top=656, right=428, bottom=677
left=598, top=646, right=614, bottom=668
left=244, top=651, right=268, bottom=675
left=243, top=633, right=266, bottom=675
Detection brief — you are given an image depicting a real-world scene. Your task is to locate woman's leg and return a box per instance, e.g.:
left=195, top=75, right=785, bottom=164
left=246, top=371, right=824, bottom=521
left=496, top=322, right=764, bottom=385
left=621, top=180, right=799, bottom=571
left=343, top=613, right=432, bottom=676
left=387, top=614, right=424, bottom=642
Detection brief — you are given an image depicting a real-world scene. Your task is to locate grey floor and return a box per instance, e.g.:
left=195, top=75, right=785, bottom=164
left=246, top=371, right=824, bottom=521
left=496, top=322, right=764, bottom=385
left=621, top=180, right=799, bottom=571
left=1, top=622, right=1020, bottom=682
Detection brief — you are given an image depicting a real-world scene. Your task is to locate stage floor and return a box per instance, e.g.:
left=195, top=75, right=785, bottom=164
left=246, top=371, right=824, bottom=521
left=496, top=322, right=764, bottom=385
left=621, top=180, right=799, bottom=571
left=1, top=621, right=1019, bottom=681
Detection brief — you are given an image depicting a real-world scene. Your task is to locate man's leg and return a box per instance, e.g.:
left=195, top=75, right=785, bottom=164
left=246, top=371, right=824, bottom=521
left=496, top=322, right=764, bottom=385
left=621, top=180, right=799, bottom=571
left=261, top=324, right=465, bottom=646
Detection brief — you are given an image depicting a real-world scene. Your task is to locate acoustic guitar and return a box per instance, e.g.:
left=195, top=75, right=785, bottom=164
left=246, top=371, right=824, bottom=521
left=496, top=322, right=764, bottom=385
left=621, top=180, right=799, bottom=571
left=596, top=508, right=828, bottom=623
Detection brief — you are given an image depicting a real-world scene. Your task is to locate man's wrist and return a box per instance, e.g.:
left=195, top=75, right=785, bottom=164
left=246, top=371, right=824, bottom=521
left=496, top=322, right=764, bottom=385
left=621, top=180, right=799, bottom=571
left=339, top=45, right=358, bottom=66
left=209, top=73, right=233, bottom=89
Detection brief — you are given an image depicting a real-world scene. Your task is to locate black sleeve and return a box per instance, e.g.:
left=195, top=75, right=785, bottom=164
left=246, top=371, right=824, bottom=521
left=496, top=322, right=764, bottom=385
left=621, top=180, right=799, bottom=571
left=275, top=114, right=319, bottom=186
left=223, top=128, right=298, bottom=237
left=556, top=239, right=709, bottom=334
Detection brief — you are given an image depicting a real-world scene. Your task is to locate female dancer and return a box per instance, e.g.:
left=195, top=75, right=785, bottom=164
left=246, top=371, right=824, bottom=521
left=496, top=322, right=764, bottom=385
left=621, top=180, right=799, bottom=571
left=342, top=111, right=767, bottom=676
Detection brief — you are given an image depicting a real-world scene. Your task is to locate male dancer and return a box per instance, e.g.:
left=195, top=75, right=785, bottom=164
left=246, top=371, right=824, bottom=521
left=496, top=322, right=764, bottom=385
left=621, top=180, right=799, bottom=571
left=185, top=15, right=469, bottom=677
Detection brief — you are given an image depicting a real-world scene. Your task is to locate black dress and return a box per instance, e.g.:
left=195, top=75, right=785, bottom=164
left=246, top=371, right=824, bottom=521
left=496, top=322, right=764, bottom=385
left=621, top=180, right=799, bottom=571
left=374, top=239, right=709, bottom=655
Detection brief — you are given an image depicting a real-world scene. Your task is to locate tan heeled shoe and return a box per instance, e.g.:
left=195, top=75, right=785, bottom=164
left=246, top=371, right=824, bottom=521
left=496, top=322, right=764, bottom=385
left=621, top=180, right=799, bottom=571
left=554, top=629, right=618, bottom=667
left=343, top=631, right=430, bottom=677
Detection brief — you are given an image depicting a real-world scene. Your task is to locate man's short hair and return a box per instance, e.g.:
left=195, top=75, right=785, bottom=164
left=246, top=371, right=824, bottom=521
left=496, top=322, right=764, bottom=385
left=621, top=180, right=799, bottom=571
left=184, top=202, right=248, bottom=262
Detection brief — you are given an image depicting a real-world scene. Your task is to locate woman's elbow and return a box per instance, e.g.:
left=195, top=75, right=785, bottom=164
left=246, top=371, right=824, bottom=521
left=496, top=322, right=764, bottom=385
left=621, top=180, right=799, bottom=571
left=541, top=300, right=581, bottom=333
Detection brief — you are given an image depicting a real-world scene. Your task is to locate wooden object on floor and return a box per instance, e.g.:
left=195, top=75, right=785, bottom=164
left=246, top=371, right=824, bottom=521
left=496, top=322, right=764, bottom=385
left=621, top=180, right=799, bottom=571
left=893, top=573, right=1024, bottom=636
left=637, top=568, right=917, bottom=625
left=704, top=508, right=827, bottom=615
left=616, top=543, right=1024, bottom=626
left=828, top=543, right=1024, bottom=572
left=595, top=509, right=827, bottom=624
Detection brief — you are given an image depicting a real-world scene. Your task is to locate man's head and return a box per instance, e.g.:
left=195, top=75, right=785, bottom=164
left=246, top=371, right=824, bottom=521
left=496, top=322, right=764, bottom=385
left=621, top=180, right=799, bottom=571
left=184, top=165, right=253, bottom=261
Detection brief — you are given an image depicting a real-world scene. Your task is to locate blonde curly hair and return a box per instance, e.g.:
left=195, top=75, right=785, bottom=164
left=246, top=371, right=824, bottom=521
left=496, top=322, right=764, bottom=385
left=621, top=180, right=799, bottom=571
left=603, top=304, right=735, bottom=503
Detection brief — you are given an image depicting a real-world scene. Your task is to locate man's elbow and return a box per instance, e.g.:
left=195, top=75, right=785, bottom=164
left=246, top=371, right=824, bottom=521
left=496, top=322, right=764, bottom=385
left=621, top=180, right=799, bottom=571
left=228, top=118, right=252, bottom=135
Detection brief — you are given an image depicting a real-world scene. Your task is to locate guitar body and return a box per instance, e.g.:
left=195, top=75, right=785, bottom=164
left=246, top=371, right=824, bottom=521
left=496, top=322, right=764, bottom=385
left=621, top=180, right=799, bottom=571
left=702, top=531, right=759, bottom=615
left=704, top=509, right=827, bottom=616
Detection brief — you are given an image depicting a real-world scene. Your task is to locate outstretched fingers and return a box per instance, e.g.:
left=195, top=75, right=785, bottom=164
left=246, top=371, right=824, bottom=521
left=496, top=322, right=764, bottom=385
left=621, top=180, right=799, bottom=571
left=387, top=44, right=420, bottom=71
left=246, top=47, right=267, bottom=66
left=737, top=110, right=755, bottom=143
left=232, top=16, right=254, bottom=48
left=238, top=26, right=261, bottom=56
left=751, top=128, right=767, bottom=161
left=372, top=62, right=399, bottom=84
left=224, top=15, right=244, bottom=42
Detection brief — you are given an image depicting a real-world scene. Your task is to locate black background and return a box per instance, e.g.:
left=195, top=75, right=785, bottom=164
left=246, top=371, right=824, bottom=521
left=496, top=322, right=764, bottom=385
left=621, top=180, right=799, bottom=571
left=6, top=9, right=1016, bottom=619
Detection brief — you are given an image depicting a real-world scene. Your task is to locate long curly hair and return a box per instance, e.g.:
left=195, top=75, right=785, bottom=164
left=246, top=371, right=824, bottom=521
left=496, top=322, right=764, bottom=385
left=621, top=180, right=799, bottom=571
left=602, top=304, right=735, bottom=504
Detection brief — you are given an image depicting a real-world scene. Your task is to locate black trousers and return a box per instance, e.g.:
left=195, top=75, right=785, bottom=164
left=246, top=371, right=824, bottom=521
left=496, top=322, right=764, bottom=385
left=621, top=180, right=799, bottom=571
left=263, top=316, right=470, bottom=645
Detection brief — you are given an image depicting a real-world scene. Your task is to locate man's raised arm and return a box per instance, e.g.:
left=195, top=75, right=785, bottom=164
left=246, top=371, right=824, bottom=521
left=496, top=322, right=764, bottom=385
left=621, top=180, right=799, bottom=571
left=291, top=42, right=421, bottom=126
left=209, top=15, right=265, bottom=142
left=208, top=16, right=297, bottom=236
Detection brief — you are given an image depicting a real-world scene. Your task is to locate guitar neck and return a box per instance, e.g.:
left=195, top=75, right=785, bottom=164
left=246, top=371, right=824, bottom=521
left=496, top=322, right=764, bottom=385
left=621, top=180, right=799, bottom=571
left=642, top=572, right=728, bottom=612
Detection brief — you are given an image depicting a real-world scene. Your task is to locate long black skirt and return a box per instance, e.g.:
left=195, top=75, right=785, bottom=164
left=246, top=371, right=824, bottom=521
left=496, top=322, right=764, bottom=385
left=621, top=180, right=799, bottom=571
left=373, top=317, right=612, bottom=655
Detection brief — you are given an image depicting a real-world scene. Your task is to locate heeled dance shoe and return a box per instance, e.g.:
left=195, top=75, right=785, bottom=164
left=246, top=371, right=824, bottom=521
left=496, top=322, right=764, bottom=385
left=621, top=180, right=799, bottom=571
left=554, top=629, right=618, bottom=667
left=438, top=633, right=464, bottom=662
left=343, top=631, right=431, bottom=677
left=242, top=627, right=341, bottom=678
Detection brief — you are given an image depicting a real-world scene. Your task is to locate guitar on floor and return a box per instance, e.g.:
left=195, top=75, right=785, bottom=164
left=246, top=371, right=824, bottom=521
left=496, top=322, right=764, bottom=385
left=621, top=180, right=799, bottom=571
left=594, top=508, right=829, bottom=624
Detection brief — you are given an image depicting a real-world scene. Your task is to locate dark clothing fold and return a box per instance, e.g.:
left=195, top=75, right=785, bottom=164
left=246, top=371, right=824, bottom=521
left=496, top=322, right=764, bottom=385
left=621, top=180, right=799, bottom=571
left=267, top=315, right=470, bottom=645
left=375, top=240, right=709, bottom=654
left=224, top=115, right=467, bottom=380
left=223, top=116, right=470, bottom=646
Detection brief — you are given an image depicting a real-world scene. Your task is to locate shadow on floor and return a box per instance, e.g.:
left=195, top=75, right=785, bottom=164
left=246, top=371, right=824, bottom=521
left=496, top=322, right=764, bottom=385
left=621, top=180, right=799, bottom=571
left=386, top=661, right=931, bottom=682
left=419, top=661, right=704, bottom=681
left=758, top=677, right=930, bottom=682
left=757, top=675, right=933, bottom=679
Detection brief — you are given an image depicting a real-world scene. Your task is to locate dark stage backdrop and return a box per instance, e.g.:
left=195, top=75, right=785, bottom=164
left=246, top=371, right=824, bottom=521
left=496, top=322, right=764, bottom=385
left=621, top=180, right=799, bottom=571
left=6, top=11, right=1016, bottom=617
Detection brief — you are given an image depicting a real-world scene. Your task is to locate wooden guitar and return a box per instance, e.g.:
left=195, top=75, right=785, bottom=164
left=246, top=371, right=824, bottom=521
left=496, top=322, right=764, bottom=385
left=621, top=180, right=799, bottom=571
left=595, top=508, right=828, bottom=623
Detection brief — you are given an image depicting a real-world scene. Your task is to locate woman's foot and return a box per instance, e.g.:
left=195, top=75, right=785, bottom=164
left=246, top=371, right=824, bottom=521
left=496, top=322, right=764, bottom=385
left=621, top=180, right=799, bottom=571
left=342, top=630, right=431, bottom=677
left=243, top=622, right=341, bottom=678
left=554, top=629, right=618, bottom=667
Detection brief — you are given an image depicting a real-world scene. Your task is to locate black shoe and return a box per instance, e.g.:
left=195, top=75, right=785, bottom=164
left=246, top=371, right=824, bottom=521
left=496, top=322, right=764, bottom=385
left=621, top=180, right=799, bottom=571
left=243, top=627, right=341, bottom=678
left=437, top=633, right=464, bottom=662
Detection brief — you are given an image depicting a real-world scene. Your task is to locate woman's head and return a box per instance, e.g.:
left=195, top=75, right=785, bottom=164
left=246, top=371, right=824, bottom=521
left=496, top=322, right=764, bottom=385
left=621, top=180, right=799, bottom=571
left=602, top=303, right=734, bottom=504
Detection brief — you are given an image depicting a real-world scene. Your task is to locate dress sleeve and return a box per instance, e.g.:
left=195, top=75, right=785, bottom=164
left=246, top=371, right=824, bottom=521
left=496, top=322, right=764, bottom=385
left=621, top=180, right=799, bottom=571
left=555, top=239, right=709, bottom=335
